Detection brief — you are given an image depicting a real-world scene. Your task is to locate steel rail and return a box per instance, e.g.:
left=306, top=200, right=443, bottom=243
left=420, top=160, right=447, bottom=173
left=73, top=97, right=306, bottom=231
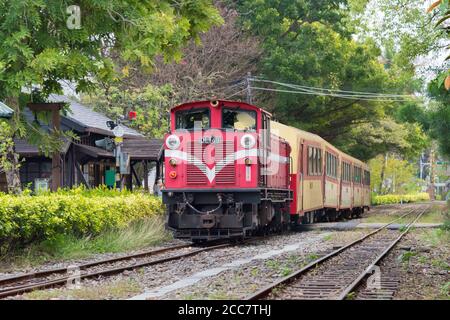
left=337, top=207, right=427, bottom=300
left=0, top=243, right=193, bottom=289
left=245, top=206, right=424, bottom=300
left=0, top=242, right=232, bottom=298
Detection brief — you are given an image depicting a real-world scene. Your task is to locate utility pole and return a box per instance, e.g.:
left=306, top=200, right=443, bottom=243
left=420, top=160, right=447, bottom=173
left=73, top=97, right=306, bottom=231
left=419, top=152, right=424, bottom=180
left=430, top=148, right=435, bottom=201
left=246, top=72, right=253, bottom=104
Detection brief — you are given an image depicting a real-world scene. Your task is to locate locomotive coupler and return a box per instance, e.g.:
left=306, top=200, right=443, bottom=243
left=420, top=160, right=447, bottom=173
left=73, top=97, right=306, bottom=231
left=176, top=202, right=186, bottom=215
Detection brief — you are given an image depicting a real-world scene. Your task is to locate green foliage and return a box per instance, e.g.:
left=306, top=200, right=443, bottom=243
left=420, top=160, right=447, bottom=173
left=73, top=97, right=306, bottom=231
left=398, top=250, right=417, bottom=264
left=342, top=118, right=428, bottom=161
left=234, top=0, right=424, bottom=161
left=0, top=0, right=222, bottom=185
left=369, top=155, right=423, bottom=194
left=37, top=216, right=169, bottom=258
left=371, top=193, right=430, bottom=205
left=0, top=186, right=164, bottom=249
left=428, top=76, right=450, bottom=157
left=0, top=0, right=222, bottom=99
left=0, top=119, right=18, bottom=173
left=83, top=84, right=174, bottom=138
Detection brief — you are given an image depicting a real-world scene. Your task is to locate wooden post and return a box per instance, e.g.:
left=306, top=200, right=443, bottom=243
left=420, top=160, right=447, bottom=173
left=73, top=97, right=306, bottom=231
left=52, top=108, right=61, bottom=191
left=28, top=103, right=63, bottom=192
left=143, top=160, right=149, bottom=192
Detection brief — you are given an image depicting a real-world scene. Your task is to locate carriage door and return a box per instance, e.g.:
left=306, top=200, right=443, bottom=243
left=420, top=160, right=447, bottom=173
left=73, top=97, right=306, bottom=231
left=260, top=113, right=270, bottom=187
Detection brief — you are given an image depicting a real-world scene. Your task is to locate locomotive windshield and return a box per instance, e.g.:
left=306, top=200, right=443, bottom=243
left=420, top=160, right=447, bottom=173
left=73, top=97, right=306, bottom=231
left=222, top=108, right=256, bottom=131
left=175, top=108, right=210, bottom=130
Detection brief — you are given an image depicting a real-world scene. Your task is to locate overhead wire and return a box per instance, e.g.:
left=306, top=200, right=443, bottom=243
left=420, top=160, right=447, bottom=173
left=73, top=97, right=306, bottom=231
left=248, top=78, right=416, bottom=101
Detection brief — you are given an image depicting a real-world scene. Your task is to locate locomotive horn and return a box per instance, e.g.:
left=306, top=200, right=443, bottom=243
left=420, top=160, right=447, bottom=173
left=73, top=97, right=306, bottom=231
left=210, top=100, right=219, bottom=107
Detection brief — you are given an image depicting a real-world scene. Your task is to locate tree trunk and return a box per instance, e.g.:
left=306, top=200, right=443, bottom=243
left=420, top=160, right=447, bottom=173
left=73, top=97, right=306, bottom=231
left=4, top=96, right=22, bottom=194
left=379, top=153, right=388, bottom=194
left=5, top=143, right=21, bottom=194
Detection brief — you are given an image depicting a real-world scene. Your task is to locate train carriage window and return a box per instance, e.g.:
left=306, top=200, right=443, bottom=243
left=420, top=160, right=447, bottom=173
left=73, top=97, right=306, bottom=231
left=364, top=170, right=370, bottom=185
left=308, top=147, right=313, bottom=175
left=176, top=108, right=210, bottom=130
left=313, top=148, right=317, bottom=174
left=317, top=149, right=322, bottom=174
left=308, top=146, right=323, bottom=176
left=348, top=163, right=351, bottom=181
left=222, top=108, right=256, bottom=131
left=353, top=166, right=362, bottom=184
left=326, top=152, right=338, bottom=178
left=342, top=162, right=352, bottom=182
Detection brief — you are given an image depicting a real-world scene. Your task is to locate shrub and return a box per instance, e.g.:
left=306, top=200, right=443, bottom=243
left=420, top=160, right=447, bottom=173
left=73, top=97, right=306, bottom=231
left=372, top=193, right=430, bottom=205
left=0, top=186, right=164, bottom=249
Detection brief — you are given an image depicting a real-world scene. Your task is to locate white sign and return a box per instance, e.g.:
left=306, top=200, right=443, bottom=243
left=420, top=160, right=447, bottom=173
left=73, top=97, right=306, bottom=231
left=113, top=126, right=125, bottom=137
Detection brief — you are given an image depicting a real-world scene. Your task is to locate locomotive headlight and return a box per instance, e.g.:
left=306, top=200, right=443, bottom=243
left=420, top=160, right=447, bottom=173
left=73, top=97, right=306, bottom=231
left=169, top=158, right=177, bottom=167
left=245, top=158, right=252, bottom=166
left=166, top=135, right=180, bottom=150
left=240, top=134, right=256, bottom=149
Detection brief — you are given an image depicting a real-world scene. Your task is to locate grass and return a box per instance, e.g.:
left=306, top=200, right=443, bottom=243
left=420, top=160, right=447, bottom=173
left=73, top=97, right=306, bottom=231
left=431, top=259, right=449, bottom=271
left=363, top=203, right=448, bottom=224
left=207, top=290, right=238, bottom=300
left=346, top=292, right=356, bottom=300
left=322, top=234, right=333, bottom=241
left=362, top=215, right=412, bottom=224
left=439, top=282, right=450, bottom=299
left=305, top=253, right=319, bottom=263
left=23, top=279, right=142, bottom=300
left=418, top=204, right=449, bottom=224
left=0, top=215, right=171, bottom=271
left=398, top=251, right=417, bottom=264
left=419, top=228, right=450, bottom=247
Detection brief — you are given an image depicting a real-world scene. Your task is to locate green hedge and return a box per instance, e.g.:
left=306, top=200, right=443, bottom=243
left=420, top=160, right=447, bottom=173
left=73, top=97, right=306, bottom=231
left=372, top=193, right=430, bottom=205
left=0, top=186, right=164, bottom=248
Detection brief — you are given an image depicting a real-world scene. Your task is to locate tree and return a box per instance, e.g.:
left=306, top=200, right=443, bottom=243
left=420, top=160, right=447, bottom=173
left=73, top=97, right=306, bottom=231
left=83, top=84, right=174, bottom=139
left=427, top=0, right=450, bottom=89
left=369, top=154, right=420, bottom=194
left=103, top=3, right=260, bottom=101
left=428, top=77, right=450, bottom=157
left=84, top=3, right=261, bottom=138
left=0, top=0, right=222, bottom=192
left=233, top=0, right=421, bottom=160
left=0, top=120, right=21, bottom=193
left=338, top=118, right=428, bottom=161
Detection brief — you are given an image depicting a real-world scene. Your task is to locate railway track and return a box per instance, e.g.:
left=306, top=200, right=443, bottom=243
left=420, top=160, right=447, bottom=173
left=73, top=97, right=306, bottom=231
left=246, top=205, right=429, bottom=300
left=0, top=241, right=233, bottom=299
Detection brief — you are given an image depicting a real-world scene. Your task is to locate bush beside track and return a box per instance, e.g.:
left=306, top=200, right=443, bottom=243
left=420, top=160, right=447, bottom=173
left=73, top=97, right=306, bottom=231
left=0, top=186, right=164, bottom=248
left=372, top=192, right=430, bottom=205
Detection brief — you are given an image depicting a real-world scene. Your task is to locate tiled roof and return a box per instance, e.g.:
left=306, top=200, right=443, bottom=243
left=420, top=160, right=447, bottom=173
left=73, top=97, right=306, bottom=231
left=14, top=138, right=71, bottom=156
left=48, top=94, right=143, bottom=137
left=74, top=138, right=163, bottom=161
left=0, top=101, right=14, bottom=118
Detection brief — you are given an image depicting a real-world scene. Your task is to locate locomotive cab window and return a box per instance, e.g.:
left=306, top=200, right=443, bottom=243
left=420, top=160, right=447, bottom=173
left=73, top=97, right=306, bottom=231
left=175, top=108, right=210, bottom=130
left=222, top=108, right=256, bottom=131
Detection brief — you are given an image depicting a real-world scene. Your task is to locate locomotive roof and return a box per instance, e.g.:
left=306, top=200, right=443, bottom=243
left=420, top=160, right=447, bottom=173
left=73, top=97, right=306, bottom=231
left=171, top=100, right=272, bottom=117
left=171, top=100, right=366, bottom=168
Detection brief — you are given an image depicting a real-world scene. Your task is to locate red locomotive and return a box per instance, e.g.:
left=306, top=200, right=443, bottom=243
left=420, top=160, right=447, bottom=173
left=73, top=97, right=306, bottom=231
left=162, top=100, right=370, bottom=242
left=163, top=100, right=292, bottom=241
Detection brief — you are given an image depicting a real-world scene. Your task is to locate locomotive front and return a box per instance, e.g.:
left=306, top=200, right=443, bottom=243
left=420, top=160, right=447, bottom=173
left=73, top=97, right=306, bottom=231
left=163, top=100, right=291, bottom=242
